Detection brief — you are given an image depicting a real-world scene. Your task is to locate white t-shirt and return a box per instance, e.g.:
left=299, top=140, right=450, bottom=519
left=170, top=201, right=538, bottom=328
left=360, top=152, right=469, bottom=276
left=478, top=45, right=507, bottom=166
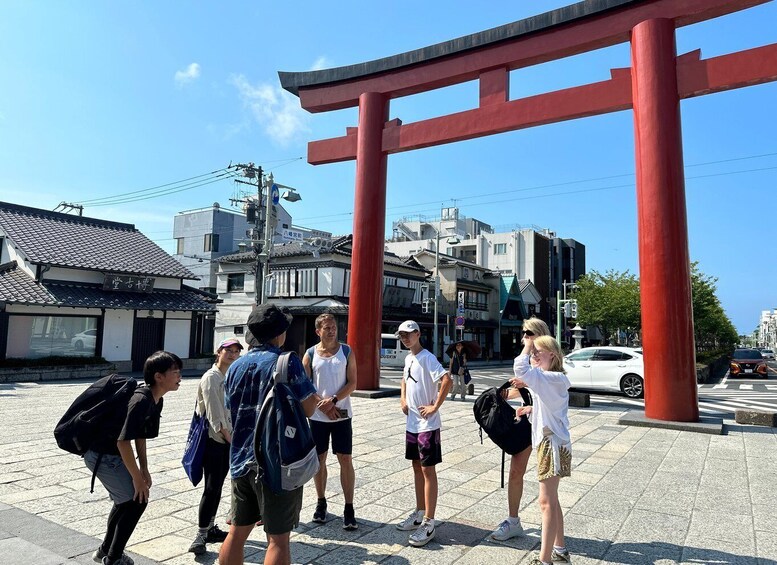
left=513, top=354, right=571, bottom=448
left=309, top=344, right=353, bottom=422
left=403, top=348, right=448, bottom=433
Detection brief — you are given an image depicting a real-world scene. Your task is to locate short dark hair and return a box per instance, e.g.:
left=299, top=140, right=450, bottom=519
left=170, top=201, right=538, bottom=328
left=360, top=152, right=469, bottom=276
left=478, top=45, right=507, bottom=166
left=314, top=312, right=336, bottom=330
left=143, top=351, right=183, bottom=385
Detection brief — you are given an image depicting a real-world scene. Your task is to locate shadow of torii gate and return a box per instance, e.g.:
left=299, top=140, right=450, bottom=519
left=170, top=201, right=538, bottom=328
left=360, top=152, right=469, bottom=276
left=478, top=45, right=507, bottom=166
left=280, top=0, right=777, bottom=422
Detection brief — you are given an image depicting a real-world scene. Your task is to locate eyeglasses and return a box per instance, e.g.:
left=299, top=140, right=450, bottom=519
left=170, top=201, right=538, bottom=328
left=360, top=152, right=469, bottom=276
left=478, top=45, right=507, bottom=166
left=522, top=330, right=535, bottom=336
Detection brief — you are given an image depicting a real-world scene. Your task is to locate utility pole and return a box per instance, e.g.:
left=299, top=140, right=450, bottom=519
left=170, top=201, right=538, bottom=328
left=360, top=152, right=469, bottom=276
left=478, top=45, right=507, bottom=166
left=230, top=163, right=264, bottom=304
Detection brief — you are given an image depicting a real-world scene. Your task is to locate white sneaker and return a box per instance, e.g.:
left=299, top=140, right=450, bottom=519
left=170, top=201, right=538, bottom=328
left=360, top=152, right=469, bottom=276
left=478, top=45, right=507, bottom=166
left=490, top=518, right=523, bottom=541
left=408, top=518, right=436, bottom=547
left=396, top=509, right=424, bottom=531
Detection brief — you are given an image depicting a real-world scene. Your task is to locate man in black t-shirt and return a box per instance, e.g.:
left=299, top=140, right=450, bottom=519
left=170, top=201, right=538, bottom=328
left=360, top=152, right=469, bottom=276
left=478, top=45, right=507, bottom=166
left=85, top=351, right=182, bottom=565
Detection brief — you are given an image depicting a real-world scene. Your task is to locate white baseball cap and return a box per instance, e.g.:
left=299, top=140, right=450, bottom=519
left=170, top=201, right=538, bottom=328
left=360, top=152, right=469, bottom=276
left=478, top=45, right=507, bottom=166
left=396, top=320, right=420, bottom=335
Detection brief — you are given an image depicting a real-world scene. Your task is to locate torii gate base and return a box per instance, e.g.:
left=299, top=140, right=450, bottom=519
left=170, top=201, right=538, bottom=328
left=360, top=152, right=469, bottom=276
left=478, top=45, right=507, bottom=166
left=280, top=0, right=777, bottom=423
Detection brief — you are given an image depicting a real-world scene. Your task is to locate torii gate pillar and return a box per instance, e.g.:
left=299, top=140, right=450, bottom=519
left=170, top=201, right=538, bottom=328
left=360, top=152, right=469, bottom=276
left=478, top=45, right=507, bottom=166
left=348, top=92, right=389, bottom=390
left=631, top=19, right=698, bottom=421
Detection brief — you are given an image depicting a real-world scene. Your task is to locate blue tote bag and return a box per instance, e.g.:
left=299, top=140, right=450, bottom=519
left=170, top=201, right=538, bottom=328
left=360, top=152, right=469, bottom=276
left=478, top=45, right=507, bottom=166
left=182, top=410, right=208, bottom=486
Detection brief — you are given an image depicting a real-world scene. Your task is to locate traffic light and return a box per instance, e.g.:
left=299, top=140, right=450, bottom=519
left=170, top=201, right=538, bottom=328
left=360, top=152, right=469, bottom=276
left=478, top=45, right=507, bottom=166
left=570, top=301, right=578, bottom=318
left=563, top=302, right=572, bottom=317
left=422, top=300, right=430, bottom=314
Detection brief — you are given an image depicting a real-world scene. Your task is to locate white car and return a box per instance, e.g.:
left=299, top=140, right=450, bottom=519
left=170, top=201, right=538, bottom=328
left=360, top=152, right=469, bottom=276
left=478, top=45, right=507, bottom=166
left=71, top=329, right=97, bottom=351
left=760, top=348, right=775, bottom=360
left=563, top=346, right=644, bottom=398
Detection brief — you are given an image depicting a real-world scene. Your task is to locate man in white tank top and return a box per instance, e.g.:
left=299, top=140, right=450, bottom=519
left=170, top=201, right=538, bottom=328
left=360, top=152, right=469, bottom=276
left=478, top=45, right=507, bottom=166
left=302, top=313, right=358, bottom=531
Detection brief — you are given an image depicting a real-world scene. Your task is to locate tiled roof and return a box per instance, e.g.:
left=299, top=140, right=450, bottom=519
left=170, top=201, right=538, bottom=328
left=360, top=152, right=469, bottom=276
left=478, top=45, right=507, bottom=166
left=0, top=263, right=216, bottom=311
left=0, top=202, right=194, bottom=279
left=218, top=236, right=426, bottom=272
left=0, top=261, right=56, bottom=305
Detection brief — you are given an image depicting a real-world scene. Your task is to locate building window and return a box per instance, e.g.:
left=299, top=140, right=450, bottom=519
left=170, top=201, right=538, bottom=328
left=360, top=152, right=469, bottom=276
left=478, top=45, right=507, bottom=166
left=344, top=270, right=351, bottom=297
left=494, top=243, right=507, bottom=255
left=296, top=268, right=317, bottom=296
left=204, top=233, right=220, bottom=252
left=463, top=289, right=488, bottom=310
left=408, top=280, right=423, bottom=303
left=272, top=271, right=291, bottom=297
left=7, top=315, right=99, bottom=358
left=176, top=238, right=185, bottom=254
left=227, top=273, right=245, bottom=292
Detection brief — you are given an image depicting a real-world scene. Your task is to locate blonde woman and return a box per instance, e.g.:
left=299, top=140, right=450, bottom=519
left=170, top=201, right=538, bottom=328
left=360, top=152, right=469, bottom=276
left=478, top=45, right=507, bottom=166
left=511, top=334, right=572, bottom=565
left=490, top=317, right=550, bottom=541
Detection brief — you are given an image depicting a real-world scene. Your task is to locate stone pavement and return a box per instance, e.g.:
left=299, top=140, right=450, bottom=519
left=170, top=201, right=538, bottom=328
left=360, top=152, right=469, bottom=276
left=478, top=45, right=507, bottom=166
left=0, top=376, right=776, bottom=564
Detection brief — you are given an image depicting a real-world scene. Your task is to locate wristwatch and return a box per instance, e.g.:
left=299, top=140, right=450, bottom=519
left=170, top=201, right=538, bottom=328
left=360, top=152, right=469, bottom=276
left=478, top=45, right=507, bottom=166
left=331, top=395, right=338, bottom=404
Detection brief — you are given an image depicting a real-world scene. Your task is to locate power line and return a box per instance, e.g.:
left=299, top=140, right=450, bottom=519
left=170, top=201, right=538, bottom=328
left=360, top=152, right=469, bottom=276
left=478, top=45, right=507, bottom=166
left=77, top=168, right=232, bottom=204
left=85, top=171, right=241, bottom=207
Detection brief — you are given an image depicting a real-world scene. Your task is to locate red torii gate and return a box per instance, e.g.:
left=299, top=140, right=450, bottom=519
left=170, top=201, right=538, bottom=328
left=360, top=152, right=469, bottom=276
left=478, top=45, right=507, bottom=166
left=280, top=0, right=777, bottom=422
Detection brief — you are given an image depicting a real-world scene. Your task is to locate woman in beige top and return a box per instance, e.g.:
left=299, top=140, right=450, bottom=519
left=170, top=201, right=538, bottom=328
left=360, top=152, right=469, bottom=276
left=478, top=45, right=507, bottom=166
left=188, top=338, right=242, bottom=555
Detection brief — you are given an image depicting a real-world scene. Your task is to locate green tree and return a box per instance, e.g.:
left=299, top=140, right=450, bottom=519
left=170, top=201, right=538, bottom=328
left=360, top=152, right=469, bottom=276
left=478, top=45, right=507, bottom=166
left=571, top=269, right=641, bottom=344
left=690, top=262, right=737, bottom=351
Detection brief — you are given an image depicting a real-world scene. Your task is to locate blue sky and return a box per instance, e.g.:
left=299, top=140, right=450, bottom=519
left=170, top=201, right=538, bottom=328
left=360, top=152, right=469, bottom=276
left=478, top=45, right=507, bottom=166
left=1, top=1, right=775, bottom=334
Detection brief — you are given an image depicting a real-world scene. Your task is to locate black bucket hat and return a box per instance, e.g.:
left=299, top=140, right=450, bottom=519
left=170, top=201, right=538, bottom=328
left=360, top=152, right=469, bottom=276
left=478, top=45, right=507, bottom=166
left=246, top=303, right=293, bottom=344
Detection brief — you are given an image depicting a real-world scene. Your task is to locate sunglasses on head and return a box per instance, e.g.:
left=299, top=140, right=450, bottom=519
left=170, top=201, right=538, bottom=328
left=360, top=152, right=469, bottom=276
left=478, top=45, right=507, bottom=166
left=522, top=330, right=534, bottom=336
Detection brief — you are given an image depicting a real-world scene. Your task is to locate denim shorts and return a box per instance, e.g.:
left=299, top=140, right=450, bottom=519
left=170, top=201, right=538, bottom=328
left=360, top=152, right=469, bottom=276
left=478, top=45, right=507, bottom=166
left=84, top=450, right=135, bottom=504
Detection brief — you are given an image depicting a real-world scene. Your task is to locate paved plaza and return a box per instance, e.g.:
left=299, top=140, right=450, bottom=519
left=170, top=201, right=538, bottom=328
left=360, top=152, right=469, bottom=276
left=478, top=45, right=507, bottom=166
left=0, top=374, right=776, bottom=564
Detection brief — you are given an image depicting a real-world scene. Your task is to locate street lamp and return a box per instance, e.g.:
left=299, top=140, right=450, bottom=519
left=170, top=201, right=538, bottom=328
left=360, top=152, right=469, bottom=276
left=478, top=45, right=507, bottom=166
left=433, top=224, right=460, bottom=359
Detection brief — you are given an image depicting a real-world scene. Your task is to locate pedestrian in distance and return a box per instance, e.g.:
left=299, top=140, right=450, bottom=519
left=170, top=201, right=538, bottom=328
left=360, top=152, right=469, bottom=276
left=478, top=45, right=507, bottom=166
left=511, top=334, right=572, bottom=565
left=187, top=337, right=242, bottom=556
left=395, top=320, right=453, bottom=547
left=302, top=313, right=359, bottom=530
left=490, top=317, right=550, bottom=541
left=219, top=304, right=319, bottom=565
left=86, top=351, right=182, bottom=565
left=448, top=341, right=468, bottom=401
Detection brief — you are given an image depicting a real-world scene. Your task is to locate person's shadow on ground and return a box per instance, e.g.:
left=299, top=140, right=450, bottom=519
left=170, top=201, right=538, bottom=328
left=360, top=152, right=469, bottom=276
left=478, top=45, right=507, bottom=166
left=566, top=535, right=776, bottom=564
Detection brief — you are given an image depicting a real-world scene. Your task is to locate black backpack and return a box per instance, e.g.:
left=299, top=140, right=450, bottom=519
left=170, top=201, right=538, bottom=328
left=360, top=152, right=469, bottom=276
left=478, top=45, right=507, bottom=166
left=254, top=352, right=320, bottom=494
left=473, top=381, right=533, bottom=487
left=54, top=374, right=138, bottom=491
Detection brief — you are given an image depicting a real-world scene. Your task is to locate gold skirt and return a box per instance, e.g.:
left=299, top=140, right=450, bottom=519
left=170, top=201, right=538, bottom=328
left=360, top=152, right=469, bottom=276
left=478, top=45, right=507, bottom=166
left=536, top=435, right=572, bottom=481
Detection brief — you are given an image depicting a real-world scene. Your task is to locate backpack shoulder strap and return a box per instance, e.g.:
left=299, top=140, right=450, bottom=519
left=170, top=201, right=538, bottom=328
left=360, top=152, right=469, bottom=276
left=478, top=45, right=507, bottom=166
left=340, top=343, right=351, bottom=364
left=274, top=351, right=295, bottom=385
left=305, top=346, right=316, bottom=360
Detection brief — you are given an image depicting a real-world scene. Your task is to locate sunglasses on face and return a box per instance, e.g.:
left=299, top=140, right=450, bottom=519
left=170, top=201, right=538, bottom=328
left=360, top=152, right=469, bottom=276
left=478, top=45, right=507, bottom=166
left=522, top=330, right=535, bottom=336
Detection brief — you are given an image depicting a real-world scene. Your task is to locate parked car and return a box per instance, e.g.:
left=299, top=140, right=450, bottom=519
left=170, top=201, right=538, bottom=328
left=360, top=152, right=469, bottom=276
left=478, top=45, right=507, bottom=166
left=760, top=348, right=775, bottom=360
left=563, top=346, right=644, bottom=398
left=71, top=329, right=97, bottom=351
left=729, top=348, right=768, bottom=378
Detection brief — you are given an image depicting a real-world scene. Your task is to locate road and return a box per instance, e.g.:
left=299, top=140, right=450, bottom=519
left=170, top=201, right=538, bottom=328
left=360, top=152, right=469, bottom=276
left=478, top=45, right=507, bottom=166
left=379, top=360, right=777, bottom=416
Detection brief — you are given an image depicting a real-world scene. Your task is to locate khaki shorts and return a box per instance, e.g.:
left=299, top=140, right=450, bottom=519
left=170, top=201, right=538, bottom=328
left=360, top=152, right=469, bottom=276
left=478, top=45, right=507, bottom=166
left=231, top=470, right=303, bottom=535
left=536, top=436, right=572, bottom=481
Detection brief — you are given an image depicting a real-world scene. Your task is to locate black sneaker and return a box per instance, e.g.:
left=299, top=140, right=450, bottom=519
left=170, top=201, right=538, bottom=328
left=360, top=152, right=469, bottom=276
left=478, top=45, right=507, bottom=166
left=205, top=525, right=228, bottom=543
left=343, top=506, right=358, bottom=530
left=188, top=534, right=206, bottom=555
left=312, top=500, right=327, bottom=523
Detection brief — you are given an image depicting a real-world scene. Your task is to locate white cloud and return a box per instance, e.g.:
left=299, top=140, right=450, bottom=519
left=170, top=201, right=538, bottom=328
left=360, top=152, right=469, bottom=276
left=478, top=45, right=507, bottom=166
left=174, top=63, right=201, bottom=86
left=310, top=56, right=332, bottom=71
left=230, top=74, right=309, bottom=146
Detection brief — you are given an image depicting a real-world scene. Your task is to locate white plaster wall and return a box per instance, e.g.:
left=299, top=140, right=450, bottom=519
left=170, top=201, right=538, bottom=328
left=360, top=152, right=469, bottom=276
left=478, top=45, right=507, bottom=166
left=3, top=244, right=35, bottom=278
left=45, top=267, right=103, bottom=283
left=5, top=305, right=95, bottom=316
left=164, top=319, right=191, bottom=358
left=102, top=309, right=134, bottom=362
left=318, top=267, right=333, bottom=295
